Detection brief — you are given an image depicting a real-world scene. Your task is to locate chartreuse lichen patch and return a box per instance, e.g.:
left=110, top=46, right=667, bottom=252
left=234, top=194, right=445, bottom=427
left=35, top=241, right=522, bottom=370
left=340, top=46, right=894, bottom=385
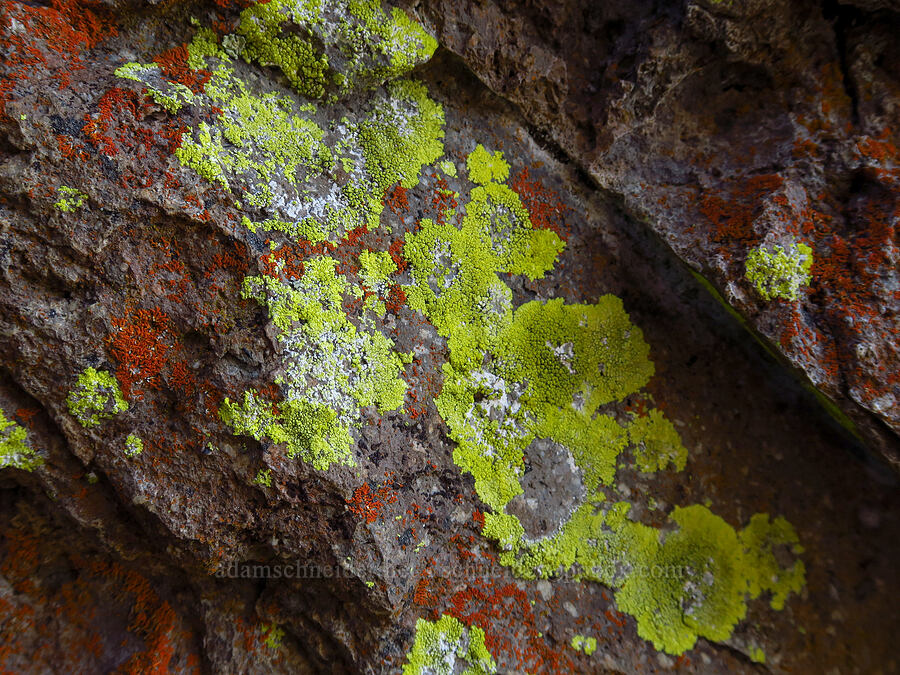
left=570, top=634, right=597, bottom=656
left=124, top=433, right=143, bottom=457
left=220, top=256, right=408, bottom=471
left=114, top=62, right=195, bottom=112
left=54, top=186, right=87, bottom=213
left=0, top=408, right=41, bottom=471
left=466, top=144, right=510, bottom=185
left=66, top=368, right=128, bottom=428
left=402, top=614, right=496, bottom=675
left=739, top=513, right=806, bottom=610
left=400, top=148, right=804, bottom=658
left=117, top=29, right=443, bottom=243
left=237, top=0, right=437, bottom=100
left=627, top=409, right=688, bottom=473
left=745, top=241, right=813, bottom=301
left=260, top=623, right=284, bottom=649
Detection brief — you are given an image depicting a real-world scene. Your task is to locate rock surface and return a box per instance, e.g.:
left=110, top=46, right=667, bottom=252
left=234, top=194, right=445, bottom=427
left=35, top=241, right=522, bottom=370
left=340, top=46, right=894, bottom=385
left=0, top=1, right=897, bottom=674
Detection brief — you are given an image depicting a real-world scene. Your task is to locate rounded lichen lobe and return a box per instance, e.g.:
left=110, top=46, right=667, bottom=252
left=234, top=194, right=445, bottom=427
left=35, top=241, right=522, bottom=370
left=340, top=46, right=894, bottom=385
left=402, top=614, right=496, bottom=675
left=745, top=241, right=813, bottom=301
left=1, top=408, right=42, bottom=471
left=66, top=368, right=128, bottom=428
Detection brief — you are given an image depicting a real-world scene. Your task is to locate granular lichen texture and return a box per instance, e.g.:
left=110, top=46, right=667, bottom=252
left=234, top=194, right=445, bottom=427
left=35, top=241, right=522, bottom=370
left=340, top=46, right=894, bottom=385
left=0, top=0, right=897, bottom=673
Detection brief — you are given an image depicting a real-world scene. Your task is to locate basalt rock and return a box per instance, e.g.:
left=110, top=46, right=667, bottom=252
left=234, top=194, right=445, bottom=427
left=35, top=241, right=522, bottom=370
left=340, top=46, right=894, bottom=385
left=0, top=1, right=897, bottom=674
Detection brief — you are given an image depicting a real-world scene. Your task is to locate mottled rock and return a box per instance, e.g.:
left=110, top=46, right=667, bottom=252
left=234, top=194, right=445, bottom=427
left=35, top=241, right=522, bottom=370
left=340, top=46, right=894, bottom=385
left=0, top=1, right=897, bottom=673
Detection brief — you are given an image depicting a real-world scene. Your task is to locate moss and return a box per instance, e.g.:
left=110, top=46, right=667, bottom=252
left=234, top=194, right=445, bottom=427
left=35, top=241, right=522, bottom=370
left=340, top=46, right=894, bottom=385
left=66, top=368, right=128, bottom=428
left=745, top=242, right=813, bottom=301
left=0, top=408, right=42, bottom=471
left=124, top=433, right=143, bottom=457
left=402, top=614, right=496, bottom=675
left=627, top=410, right=688, bottom=473
left=466, top=144, right=509, bottom=185
left=53, top=186, right=87, bottom=213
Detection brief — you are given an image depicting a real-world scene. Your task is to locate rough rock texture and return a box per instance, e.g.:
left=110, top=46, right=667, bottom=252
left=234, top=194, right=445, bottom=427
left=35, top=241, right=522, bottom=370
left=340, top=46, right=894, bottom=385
left=414, top=0, right=900, bottom=467
left=0, top=1, right=897, bottom=674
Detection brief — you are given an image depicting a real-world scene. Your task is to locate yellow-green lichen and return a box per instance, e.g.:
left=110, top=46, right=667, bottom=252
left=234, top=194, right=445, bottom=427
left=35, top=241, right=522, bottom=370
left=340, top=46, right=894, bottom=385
left=627, top=409, right=688, bottom=473
left=616, top=505, right=750, bottom=654
left=0, top=409, right=42, bottom=471
left=356, top=78, right=445, bottom=194
left=358, top=249, right=397, bottom=289
left=237, top=0, right=436, bottom=99
left=254, top=467, right=273, bottom=486
left=402, top=614, right=496, bottom=675
left=466, top=144, right=509, bottom=185
left=749, top=645, right=766, bottom=664
left=400, top=144, right=804, bottom=657
left=260, top=623, right=284, bottom=649
left=570, top=634, right=597, bottom=656
left=222, top=256, right=407, bottom=471
left=124, top=433, right=143, bottom=457
left=123, top=32, right=444, bottom=243
left=114, top=62, right=195, bottom=113
left=439, top=159, right=457, bottom=177
left=745, top=241, right=813, bottom=301
left=739, top=513, right=806, bottom=610
left=66, top=368, right=128, bottom=428
left=54, top=186, right=88, bottom=213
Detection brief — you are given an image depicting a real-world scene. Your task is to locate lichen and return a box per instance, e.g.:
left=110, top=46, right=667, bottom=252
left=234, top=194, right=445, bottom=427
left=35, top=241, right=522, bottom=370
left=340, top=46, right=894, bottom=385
left=627, top=409, right=688, bottom=473
left=615, top=505, right=751, bottom=654
left=570, top=634, right=597, bottom=656
left=254, top=468, right=273, bottom=486
left=358, top=249, right=397, bottom=290
left=236, top=0, right=437, bottom=99
left=66, top=368, right=128, bottom=428
left=739, top=513, right=806, bottom=611
left=749, top=645, right=766, bottom=663
left=745, top=241, right=813, bottom=301
left=398, top=139, right=804, bottom=657
left=222, top=255, right=407, bottom=471
left=402, top=614, right=496, bottom=675
left=53, top=186, right=87, bottom=213
left=121, top=31, right=444, bottom=243
left=439, top=159, right=457, bottom=177
left=466, top=144, right=509, bottom=185
left=124, top=433, right=143, bottom=457
left=114, top=62, right=194, bottom=112
left=260, top=622, right=284, bottom=649
left=0, top=408, right=42, bottom=471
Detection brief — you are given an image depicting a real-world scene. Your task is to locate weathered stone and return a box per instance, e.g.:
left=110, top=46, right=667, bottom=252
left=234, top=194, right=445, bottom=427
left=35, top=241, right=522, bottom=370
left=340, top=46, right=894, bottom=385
left=0, top=1, right=897, bottom=673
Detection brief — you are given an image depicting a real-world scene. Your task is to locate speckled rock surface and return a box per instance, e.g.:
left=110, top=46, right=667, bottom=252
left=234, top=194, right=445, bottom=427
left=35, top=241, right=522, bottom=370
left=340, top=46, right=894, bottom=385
left=0, top=1, right=897, bottom=674
left=414, top=0, right=900, bottom=467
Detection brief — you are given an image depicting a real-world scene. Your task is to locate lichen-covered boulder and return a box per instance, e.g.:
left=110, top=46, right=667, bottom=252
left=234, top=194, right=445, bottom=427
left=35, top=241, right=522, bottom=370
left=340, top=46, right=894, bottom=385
left=0, top=0, right=897, bottom=673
